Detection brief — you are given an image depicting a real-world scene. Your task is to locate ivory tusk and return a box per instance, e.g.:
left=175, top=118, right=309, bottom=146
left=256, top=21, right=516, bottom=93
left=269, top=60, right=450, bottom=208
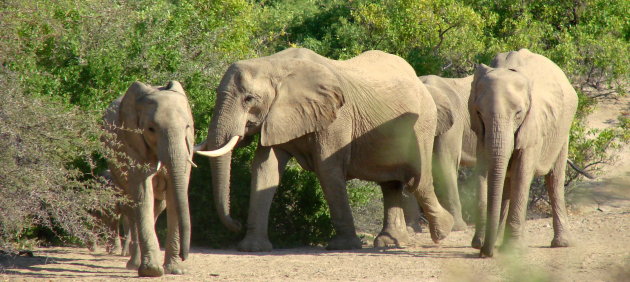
left=156, top=161, right=162, bottom=172
left=188, top=158, right=198, bottom=168
left=195, top=136, right=240, bottom=157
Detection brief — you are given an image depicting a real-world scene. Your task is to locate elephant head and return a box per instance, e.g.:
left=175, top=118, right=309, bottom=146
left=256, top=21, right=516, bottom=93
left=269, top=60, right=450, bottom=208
left=469, top=64, right=535, bottom=256
left=118, top=81, right=195, bottom=260
left=195, top=56, right=344, bottom=232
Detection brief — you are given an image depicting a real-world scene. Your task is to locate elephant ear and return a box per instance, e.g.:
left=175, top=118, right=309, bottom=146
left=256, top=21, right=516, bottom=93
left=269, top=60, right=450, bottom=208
left=515, top=77, right=562, bottom=150
left=468, top=64, right=493, bottom=136
left=426, top=84, right=454, bottom=136
left=118, top=81, right=154, bottom=161
left=261, top=59, right=345, bottom=146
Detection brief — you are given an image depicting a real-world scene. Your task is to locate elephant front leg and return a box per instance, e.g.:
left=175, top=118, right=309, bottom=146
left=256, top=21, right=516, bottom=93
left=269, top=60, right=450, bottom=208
left=546, top=141, right=572, bottom=248
left=374, top=181, right=410, bottom=248
left=499, top=151, right=535, bottom=254
left=130, top=177, right=163, bottom=277
left=318, top=173, right=362, bottom=250
left=433, top=147, right=467, bottom=231
left=238, top=146, right=290, bottom=252
left=163, top=198, right=185, bottom=274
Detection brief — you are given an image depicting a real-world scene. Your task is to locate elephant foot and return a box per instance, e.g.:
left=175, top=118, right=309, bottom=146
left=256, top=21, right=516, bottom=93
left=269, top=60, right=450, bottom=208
left=471, top=235, right=483, bottom=249
left=107, top=240, right=122, bottom=255
left=374, top=229, right=410, bottom=248
left=426, top=207, right=453, bottom=243
left=238, top=236, right=273, bottom=252
left=164, top=261, right=186, bottom=275
left=551, top=236, right=571, bottom=248
left=451, top=218, right=468, bottom=231
left=326, top=235, right=362, bottom=250
left=479, top=244, right=495, bottom=258
left=138, top=263, right=164, bottom=277
left=126, top=257, right=140, bottom=270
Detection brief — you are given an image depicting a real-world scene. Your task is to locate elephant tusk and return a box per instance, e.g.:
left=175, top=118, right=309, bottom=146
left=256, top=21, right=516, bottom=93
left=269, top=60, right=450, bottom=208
left=188, top=158, right=198, bottom=168
left=195, top=136, right=240, bottom=157
left=156, top=161, right=162, bottom=172
left=193, top=140, right=207, bottom=152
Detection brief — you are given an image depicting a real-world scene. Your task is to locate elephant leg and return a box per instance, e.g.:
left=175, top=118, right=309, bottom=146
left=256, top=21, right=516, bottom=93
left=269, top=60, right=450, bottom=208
left=163, top=192, right=184, bottom=274
left=547, top=141, right=572, bottom=248
left=126, top=215, right=141, bottom=269
left=413, top=137, right=453, bottom=243
left=154, top=199, right=166, bottom=223
left=433, top=148, right=467, bottom=231
left=130, top=176, right=163, bottom=277
left=471, top=166, right=488, bottom=249
left=121, top=214, right=132, bottom=257
left=500, top=151, right=535, bottom=253
left=318, top=172, right=362, bottom=250
left=238, top=146, right=290, bottom=252
left=374, top=181, right=410, bottom=248
left=497, top=177, right=511, bottom=246
left=401, top=191, right=422, bottom=234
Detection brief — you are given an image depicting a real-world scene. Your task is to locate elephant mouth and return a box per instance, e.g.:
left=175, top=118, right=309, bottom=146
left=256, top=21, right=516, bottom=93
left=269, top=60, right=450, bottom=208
left=195, top=135, right=241, bottom=157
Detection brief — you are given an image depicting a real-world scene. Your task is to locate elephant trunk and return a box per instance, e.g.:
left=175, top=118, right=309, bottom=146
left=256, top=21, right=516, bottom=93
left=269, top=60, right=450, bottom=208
left=209, top=151, right=241, bottom=232
left=159, top=131, right=191, bottom=261
left=206, top=98, right=242, bottom=232
left=481, top=121, right=513, bottom=257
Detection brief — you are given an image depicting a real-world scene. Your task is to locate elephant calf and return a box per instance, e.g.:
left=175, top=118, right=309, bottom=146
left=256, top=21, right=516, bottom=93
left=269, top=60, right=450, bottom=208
left=103, top=81, right=195, bottom=276
left=469, top=49, right=577, bottom=257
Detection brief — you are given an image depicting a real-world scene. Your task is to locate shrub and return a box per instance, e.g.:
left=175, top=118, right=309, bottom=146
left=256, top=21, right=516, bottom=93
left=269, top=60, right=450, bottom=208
left=0, top=67, right=118, bottom=251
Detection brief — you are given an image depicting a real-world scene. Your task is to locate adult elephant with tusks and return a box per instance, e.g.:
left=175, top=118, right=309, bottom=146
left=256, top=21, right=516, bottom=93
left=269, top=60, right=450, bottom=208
left=469, top=49, right=578, bottom=257
left=195, top=48, right=454, bottom=251
left=103, top=81, right=195, bottom=276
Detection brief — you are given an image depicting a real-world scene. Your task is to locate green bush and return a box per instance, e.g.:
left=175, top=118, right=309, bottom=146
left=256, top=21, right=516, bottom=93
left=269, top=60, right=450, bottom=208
left=0, top=67, right=118, bottom=250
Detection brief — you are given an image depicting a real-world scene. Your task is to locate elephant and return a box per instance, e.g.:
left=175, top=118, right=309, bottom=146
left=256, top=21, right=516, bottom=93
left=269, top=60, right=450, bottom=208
left=103, top=81, right=195, bottom=276
left=400, top=74, right=479, bottom=232
left=195, top=47, right=454, bottom=251
left=469, top=49, right=577, bottom=257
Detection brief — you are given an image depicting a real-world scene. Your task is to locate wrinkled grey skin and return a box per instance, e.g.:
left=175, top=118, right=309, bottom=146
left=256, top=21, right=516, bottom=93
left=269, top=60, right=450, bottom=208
left=400, top=75, right=479, bottom=233
left=199, top=48, right=454, bottom=251
left=103, top=81, right=194, bottom=276
left=469, top=49, right=577, bottom=257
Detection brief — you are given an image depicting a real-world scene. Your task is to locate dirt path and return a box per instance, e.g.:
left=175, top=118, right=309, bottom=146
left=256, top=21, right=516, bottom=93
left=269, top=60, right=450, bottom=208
left=1, top=202, right=629, bottom=281
left=2, top=96, right=629, bottom=281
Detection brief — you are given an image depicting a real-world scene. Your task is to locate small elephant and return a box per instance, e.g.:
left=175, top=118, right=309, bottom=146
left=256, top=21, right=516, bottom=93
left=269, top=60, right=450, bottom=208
left=103, top=81, right=195, bottom=276
left=401, top=75, right=479, bottom=232
left=196, top=48, right=454, bottom=251
left=469, top=49, right=577, bottom=257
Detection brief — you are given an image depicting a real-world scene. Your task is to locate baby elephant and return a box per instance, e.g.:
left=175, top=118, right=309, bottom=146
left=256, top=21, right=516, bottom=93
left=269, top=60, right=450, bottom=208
left=470, top=49, right=577, bottom=257
left=103, top=81, right=195, bottom=276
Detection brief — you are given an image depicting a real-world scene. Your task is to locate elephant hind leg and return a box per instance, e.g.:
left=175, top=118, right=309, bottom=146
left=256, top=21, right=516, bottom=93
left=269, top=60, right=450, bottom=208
left=374, top=181, right=410, bottom=248
left=547, top=141, right=572, bottom=248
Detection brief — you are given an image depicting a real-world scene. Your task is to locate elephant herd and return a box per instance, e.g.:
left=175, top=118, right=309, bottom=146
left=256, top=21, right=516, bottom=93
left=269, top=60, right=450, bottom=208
left=101, top=48, right=579, bottom=277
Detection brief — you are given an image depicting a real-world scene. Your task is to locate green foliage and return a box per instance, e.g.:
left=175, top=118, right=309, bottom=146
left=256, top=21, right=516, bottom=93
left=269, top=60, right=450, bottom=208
left=0, top=67, right=119, bottom=250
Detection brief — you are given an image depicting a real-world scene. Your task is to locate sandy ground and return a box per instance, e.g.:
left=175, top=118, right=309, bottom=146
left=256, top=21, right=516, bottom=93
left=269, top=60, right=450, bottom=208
left=1, top=96, right=629, bottom=281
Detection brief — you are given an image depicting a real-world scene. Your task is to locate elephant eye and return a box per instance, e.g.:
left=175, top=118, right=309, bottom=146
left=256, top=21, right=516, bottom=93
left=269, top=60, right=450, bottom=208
left=244, top=95, right=256, bottom=103
left=148, top=127, right=155, bottom=133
